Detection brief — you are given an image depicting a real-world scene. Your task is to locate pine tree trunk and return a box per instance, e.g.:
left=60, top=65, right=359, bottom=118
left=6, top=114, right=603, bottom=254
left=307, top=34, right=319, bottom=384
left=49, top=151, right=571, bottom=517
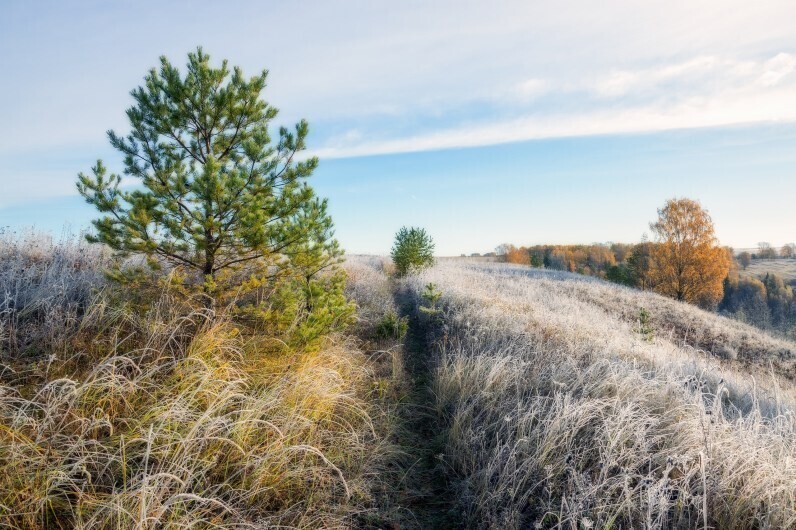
left=202, top=230, right=215, bottom=311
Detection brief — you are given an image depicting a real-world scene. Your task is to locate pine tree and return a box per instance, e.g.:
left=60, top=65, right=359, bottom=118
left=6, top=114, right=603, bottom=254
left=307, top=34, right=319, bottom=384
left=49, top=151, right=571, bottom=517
left=77, top=48, right=352, bottom=343
left=391, top=227, right=435, bottom=276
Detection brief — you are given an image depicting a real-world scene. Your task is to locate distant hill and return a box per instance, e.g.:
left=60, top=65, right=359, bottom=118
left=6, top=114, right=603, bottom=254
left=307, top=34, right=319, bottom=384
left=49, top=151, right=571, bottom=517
left=741, top=257, right=796, bottom=282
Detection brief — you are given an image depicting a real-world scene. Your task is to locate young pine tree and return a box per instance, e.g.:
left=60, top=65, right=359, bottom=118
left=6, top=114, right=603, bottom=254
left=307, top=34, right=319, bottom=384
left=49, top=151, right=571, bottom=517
left=391, top=227, right=435, bottom=276
left=77, top=48, right=352, bottom=344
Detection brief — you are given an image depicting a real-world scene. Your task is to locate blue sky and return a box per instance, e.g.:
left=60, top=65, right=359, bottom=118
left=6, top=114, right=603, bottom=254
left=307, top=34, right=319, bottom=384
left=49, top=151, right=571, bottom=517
left=1, top=1, right=795, bottom=255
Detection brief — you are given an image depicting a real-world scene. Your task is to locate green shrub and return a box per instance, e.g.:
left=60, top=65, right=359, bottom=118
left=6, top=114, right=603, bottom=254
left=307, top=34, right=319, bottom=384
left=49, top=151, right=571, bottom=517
left=234, top=269, right=355, bottom=350
left=375, top=311, right=409, bottom=340
left=419, top=282, right=442, bottom=317
left=638, top=307, right=654, bottom=342
left=391, top=226, right=435, bottom=276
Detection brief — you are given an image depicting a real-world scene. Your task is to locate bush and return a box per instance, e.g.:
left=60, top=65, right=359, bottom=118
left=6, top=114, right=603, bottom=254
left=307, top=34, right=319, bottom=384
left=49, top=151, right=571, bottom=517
left=419, top=282, right=442, bottom=318
left=637, top=307, right=654, bottom=342
left=375, top=311, right=408, bottom=340
left=390, top=226, right=435, bottom=276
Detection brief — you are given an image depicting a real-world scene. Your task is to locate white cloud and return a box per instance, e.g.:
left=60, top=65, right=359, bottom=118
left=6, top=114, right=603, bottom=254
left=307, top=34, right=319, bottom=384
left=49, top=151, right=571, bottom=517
left=312, top=52, right=796, bottom=158
left=4, top=0, right=796, bottom=155
left=591, top=56, right=721, bottom=98
left=593, top=70, right=642, bottom=98
left=758, top=52, right=796, bottom=87
left=508, top=78, right=551, bottom=101
left=3, top=0, right=796, bottom=208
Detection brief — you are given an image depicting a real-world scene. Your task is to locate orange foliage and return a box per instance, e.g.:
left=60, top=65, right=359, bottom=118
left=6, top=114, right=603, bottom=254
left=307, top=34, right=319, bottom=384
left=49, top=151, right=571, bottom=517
left=502, top=243, right=622, bottom=277
left=505, top=245, right=530, bottom=265
left=648, top=198, right=730, bottom=308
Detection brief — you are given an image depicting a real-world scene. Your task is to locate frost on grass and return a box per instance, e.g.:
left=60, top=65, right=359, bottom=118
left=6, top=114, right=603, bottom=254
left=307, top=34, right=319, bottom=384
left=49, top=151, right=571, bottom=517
left=0, top=236, right=382, bottom=528
left=404, top=260, right=796, bottom=529
left=0, top=230, right=110, bottom=357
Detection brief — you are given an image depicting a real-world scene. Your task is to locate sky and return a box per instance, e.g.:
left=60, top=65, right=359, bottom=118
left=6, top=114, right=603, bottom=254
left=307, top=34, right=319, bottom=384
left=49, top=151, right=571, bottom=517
left=1, top=0, right=795, bottom=255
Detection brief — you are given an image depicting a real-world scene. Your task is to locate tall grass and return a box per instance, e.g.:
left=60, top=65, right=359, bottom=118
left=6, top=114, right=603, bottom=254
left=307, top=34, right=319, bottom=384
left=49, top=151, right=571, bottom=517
left=343, top=256, right=398, bottom=338
left=0, top=230, right=110, bottom=357
left=0, top=235, right=384, bottom=528
left=399, top=260, right=796, bottom=529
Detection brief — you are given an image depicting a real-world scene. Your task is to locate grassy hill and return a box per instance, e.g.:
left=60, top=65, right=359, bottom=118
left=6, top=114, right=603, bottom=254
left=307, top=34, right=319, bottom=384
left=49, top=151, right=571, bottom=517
left=345, top=257, right=796, bottom=529
left=741, top=258, right=796, bottom=282
left=0, top=234, right=397, bottom=528
left=3, top=239, right=795, bottom=529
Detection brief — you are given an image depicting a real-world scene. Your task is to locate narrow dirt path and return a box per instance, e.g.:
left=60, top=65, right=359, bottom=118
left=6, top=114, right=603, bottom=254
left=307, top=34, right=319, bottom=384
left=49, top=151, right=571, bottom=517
left=385, top=291, right=461, bottom=530
left=351, top=281, right=461, bottom=530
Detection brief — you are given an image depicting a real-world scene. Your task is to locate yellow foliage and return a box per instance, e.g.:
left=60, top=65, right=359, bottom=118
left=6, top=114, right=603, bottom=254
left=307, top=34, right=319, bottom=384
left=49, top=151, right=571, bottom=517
left=505, top=245, right=530, bottom=265
left=648, top=198, right=730, bottom=308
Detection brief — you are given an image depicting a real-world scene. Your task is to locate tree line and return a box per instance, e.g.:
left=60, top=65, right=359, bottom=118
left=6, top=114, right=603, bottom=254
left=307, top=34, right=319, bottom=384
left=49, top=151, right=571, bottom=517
left=498, top=198, right=795, bottom=337
left=737, top=242, right=795, bottom=267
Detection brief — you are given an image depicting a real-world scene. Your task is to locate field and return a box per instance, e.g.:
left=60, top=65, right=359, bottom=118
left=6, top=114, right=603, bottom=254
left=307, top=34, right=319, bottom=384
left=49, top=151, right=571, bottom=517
left=2, top=237, right=796, bottom=529
left=0, top=233, right=402, bottom=528
left=346, top=257, right=796, bottom=529
left=741, top=258, right=796, bottom=282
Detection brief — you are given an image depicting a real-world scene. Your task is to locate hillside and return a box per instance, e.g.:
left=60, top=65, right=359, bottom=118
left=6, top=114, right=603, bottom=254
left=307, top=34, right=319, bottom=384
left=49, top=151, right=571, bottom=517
left=345, top=257, right=796, bottom=529
left=3, top=239, right=795, bottom=529
left=741, top=258, right=796, bottom=282
left=0, top=234, right=397, bottom=528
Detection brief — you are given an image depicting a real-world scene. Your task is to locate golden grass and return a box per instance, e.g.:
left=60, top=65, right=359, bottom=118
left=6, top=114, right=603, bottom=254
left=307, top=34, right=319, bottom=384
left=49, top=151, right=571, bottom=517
left=0, top=286, right=381, bottom=529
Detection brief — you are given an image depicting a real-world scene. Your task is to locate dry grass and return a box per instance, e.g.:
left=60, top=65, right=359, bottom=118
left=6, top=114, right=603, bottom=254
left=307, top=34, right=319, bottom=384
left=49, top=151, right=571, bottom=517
left=343, top=256, right=398, bottom=339
left=742, top=258, right=796, bottom=282
left=8, top=236, right=795, bottom=529
left=464, top=262, right=796, bottom=377
left=0, top=235, right=389, bottom=529
left=0, top=230, right=110, bottom=357
left=398, top=260, right=796, bottom=529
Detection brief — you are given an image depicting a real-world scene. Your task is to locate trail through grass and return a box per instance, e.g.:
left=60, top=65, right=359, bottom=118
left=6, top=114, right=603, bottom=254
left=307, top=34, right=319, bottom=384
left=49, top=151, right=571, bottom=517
left=387, top=290, right=460, bottom=529
left=343, top=256, right=459, bottom=529
left=346, top=256, right=796, bottom=529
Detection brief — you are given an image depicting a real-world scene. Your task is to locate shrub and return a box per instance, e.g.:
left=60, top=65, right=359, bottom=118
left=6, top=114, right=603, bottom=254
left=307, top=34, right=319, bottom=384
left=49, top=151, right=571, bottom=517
left=390, top=226, right=435, bottom=276
left=637, top=307, right=654, bottom=342
left=419, top=282, right=443, bottom=317
left=375, top=311, right=409, bottom=340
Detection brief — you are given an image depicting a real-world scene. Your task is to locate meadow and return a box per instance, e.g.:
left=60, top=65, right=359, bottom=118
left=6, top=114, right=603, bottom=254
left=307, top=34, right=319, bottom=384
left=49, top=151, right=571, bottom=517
left=346, top=257, right=796, bottom=529
left=742, top=258, right=796, bottom=282
left=0, top=232, right=403, bottom=528
left=3, top=234, right=796, bottom=529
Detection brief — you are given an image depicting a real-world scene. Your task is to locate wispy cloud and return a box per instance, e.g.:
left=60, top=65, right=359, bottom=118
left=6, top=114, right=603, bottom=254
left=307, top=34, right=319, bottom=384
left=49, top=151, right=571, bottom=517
left=312, top=53, right=796, bottom=158
left=3, top=0, right=796, bottom=211
left=507, top=78, right=551, bottom=102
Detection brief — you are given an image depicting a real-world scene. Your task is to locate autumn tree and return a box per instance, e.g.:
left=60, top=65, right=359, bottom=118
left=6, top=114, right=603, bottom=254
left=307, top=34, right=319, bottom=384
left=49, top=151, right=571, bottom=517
left=648, top=198, right=730, bottom=308
left=610, top=243, right=633, bottom=263
left=781, top=243, right=796, bottom=259
left=738, top=251, right=752, bottom=270
left=505, top=245, right=531, bottom=265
